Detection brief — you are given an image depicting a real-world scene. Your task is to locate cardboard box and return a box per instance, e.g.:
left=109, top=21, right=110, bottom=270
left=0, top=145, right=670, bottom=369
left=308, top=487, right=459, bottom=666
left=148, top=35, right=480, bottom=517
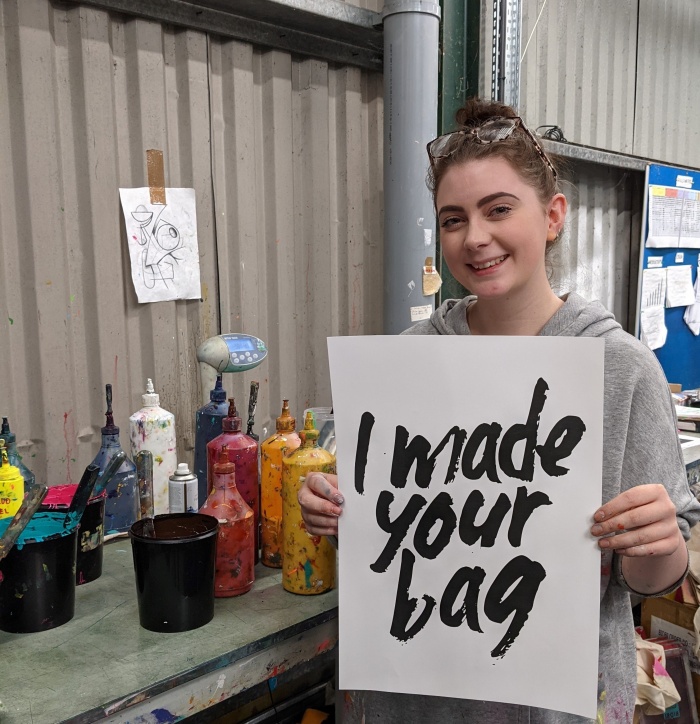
left=642, top=597, right=700, bottom=719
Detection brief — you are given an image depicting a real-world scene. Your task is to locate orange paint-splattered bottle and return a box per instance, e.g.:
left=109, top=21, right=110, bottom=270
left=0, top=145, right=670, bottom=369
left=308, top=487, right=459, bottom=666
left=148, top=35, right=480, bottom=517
left=260, top=400, right=301, bottom=568
left=282, top=411, right=336, bottom=594
left=199, top=445, right=255, bottom=597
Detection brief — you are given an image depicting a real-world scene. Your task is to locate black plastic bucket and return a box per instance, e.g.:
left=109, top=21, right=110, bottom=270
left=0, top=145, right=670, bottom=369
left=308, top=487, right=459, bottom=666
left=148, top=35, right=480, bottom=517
left=130, top=513, right=218, bottom=633
left=76, top=492, right=106, bottom=585
left=0, top=512, right=78, bottom=633
left=40, top=485, right=106, bottom=585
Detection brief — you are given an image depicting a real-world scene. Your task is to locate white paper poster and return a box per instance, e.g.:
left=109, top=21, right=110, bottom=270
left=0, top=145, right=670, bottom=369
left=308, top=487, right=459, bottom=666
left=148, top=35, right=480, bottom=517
left=665, top=265, right=696, bottom=307
left=328, top=336, right=604, bottom=719
left=646, top=185, right=700, bottom=249
left=119, top=187, right=202, bottom=303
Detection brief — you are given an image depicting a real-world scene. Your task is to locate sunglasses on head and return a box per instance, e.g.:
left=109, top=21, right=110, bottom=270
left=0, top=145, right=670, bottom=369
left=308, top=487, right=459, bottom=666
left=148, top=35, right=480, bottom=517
left=426, top=116, right=558, bottom=181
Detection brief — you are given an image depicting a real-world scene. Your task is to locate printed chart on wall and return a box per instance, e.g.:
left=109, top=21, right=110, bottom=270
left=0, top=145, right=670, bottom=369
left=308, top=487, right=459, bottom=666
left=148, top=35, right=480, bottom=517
left=636, top=164, right=700, bottom=388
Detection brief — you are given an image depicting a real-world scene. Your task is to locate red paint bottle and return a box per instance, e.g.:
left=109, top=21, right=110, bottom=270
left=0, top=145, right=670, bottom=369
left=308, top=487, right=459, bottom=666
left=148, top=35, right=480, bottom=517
left=207, top=398, right=260, bottom=562
left=199, top=445, right=255, bottom=597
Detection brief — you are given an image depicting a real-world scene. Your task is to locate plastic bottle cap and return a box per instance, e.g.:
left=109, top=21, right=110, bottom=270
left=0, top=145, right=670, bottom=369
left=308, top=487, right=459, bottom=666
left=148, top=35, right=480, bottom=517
left=0, top=442, right=21, bottom=482
left=276, top=399, right=296, bottom=433
left=0, top=417, right=16, bottom=445
left=170, top=462, right=196, bottom=481
left=222, top=398, right=242, bottom=432
left=102, top=384, right=120, bottom=435
left=210, top=375, right=227, bottom=403
left=213, top=445, right=236, bottom=475
left=142, top=378, right=160, bottom=407
left=300, top=410, right=319, bottom=446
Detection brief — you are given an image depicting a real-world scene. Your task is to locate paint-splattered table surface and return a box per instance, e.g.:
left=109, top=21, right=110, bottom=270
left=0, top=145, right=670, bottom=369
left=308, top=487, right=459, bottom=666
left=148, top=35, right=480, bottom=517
left=0, top=539, right=338, bottom=723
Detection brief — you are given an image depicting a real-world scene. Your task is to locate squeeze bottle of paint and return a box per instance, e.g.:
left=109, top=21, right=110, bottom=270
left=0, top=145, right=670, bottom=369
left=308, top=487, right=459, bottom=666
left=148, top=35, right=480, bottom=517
left=260, top=400, right=300, bottom=568
left=193, top=375, right=228, bottom=509
left=206, top=398, right=259, bottom=561
left=199, top=444, right=255, bottom=597
left=0, top=440, right=24, bottom=519
left=129, top=378, right=177, bottom=516
left=168, top=462, right=198, bottom=513
left=0, top=417, right=36, bottom=492
left=281, top=411, right=336, bottom=594
left=92, top=384, right=139, bottom=535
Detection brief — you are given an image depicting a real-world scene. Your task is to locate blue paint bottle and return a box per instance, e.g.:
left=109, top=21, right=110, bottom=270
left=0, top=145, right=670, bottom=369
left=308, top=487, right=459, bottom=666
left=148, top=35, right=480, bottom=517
left=92, top=384, right=138, bottom=535
left=0, top=417, right=36, bottom=492
left=194, top=374, right=228, bottom=506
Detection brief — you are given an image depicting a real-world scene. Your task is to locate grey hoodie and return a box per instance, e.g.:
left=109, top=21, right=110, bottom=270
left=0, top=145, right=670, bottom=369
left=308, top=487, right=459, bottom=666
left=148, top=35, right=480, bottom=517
left=341, top=293, right=700, bottom=724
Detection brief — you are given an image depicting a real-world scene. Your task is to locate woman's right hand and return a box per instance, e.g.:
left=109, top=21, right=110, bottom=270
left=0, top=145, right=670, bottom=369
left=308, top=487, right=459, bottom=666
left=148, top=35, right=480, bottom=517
left=298, top=472, right=344, bottom=536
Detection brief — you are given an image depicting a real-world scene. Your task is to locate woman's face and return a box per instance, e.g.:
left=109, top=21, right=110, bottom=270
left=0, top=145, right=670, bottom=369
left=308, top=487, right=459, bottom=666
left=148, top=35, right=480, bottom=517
left=436, top=156, right=566, bottom=306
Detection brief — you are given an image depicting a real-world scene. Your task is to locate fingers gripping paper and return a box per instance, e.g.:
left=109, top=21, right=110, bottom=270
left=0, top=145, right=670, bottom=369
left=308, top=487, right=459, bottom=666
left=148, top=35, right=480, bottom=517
left=328, top=336, right=604, bottom=719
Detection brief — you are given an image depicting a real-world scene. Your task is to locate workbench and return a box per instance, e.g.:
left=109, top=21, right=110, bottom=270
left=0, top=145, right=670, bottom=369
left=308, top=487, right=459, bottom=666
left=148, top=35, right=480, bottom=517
left=0, top=539, right=338, bottom=723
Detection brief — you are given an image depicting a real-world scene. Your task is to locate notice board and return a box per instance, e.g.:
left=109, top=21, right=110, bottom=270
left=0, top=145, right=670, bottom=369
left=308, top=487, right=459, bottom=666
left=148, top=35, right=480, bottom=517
left=636, top=163, right=700, bottom=389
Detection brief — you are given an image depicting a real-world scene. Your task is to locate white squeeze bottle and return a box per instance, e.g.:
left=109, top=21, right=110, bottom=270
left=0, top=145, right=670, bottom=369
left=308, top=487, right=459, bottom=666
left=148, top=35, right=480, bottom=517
left=129, top=378, right=177, bottom=516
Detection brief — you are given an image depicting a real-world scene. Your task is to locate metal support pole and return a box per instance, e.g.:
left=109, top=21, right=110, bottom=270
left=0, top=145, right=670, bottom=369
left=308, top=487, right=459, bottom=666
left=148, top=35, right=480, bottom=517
left=491, top=0, right=522, bottom=108
left=382, top=0, right=441, bottom=334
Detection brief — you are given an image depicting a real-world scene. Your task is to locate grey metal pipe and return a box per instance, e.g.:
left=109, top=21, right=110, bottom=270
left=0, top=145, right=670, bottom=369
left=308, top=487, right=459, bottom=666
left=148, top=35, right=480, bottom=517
left=382, top=0, right=441, bottom=334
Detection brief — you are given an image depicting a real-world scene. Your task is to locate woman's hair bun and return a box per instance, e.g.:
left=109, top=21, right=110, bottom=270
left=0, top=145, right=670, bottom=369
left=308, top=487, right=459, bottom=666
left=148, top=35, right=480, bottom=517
left=455, top=97, right=518, bottom=130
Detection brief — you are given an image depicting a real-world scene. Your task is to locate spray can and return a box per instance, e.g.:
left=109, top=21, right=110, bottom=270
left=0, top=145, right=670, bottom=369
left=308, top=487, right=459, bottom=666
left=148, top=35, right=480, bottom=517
left=129, top=379, right=177, bottom=516
left=281, top=411, right=336, bottom=594
left=0, top=440, right=24, bottom=519
left=199, top=445, right=255, bottom=597
left=207, top=398, right=260, bottom=562
left=92, top=384, right=139, bottom=535
left=193, top=375, right=229, bottom=508
left=168, top=463, right=199, bottom=513
left=260, top=400, right=300, bottom=567
left=0, top=417, right=36, bottom=492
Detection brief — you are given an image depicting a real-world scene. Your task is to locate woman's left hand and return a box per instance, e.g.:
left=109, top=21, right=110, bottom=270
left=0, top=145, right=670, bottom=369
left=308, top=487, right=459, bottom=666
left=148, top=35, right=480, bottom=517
left=590, top=483, right=683, bottom=557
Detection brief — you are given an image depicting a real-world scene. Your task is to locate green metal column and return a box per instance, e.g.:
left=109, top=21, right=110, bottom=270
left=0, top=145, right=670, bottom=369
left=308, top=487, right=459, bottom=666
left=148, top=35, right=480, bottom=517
left=437, top=0, right=480, bottom=303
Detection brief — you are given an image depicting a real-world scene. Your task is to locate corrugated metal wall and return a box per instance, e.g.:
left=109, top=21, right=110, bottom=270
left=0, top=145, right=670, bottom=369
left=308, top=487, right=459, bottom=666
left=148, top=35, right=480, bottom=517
left=634, top=0, right=700, bottom=168
left=549, top=165, right=643, bottom=330
left=492, top=0, right=700, bottom=169
left=0, top=0, right=383, bottom=485
left=478, top=0, right=698, bottom=330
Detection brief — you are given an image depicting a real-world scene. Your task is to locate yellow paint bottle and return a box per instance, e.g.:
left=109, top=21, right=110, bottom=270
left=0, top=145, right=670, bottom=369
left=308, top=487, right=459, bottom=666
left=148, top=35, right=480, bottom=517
left=260, top=400, right=301, bottom=568
left=0, top=439, right=24, bottom=519
left=282, top=411, right=336, bottom=594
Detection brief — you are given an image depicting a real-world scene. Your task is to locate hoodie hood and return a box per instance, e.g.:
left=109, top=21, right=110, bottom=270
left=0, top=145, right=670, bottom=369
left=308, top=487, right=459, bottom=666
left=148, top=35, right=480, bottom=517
left=540, top=292, right=621, bottom=338
left=404, top=292, right=622, bottom=338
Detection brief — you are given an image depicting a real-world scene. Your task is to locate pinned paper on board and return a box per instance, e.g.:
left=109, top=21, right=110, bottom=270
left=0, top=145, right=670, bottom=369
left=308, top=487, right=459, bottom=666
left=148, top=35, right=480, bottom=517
left=665, top=265, right=696, bottom=308
left=119, top=187, right=202, bottom=303
left=646, top=185, right=700, bottom=249
left=329, top=335, right=604, bottom=719
left=641, top=268, right=667, bottom=310
left=684, top=272, right=700, bottom=336
left=641, top=306, right=668, bottom=350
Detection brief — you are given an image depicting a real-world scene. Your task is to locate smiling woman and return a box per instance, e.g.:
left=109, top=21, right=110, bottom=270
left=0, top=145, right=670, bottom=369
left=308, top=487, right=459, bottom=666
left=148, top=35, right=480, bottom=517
left=436, top=157, right=566, bottom=335
left=298, top=98, right=700, bottom=724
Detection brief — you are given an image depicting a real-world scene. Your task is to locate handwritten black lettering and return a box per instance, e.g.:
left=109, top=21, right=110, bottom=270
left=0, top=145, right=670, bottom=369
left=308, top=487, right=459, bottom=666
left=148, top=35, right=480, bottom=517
left=507, top=487, right=552, bottom=547
left=371, top=490, right=427, bottom=573
left=413, top=492, right=457, bottom=560
left=439, top=565, right=486, bottom=631
left=535, top=416, right=587, bottom=477
left=484, top=556, right=547, bottom=658
left=354, top=411, right=375, bottom=495
left=459, top=490, right=512, bottom=547
left=390, top=425, right=467, bottom=489
left=390, top=548, right=436, bottom=642
left=461, top=422, right=503, bottom=483
left=498, top=378, right=548, bottom=481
